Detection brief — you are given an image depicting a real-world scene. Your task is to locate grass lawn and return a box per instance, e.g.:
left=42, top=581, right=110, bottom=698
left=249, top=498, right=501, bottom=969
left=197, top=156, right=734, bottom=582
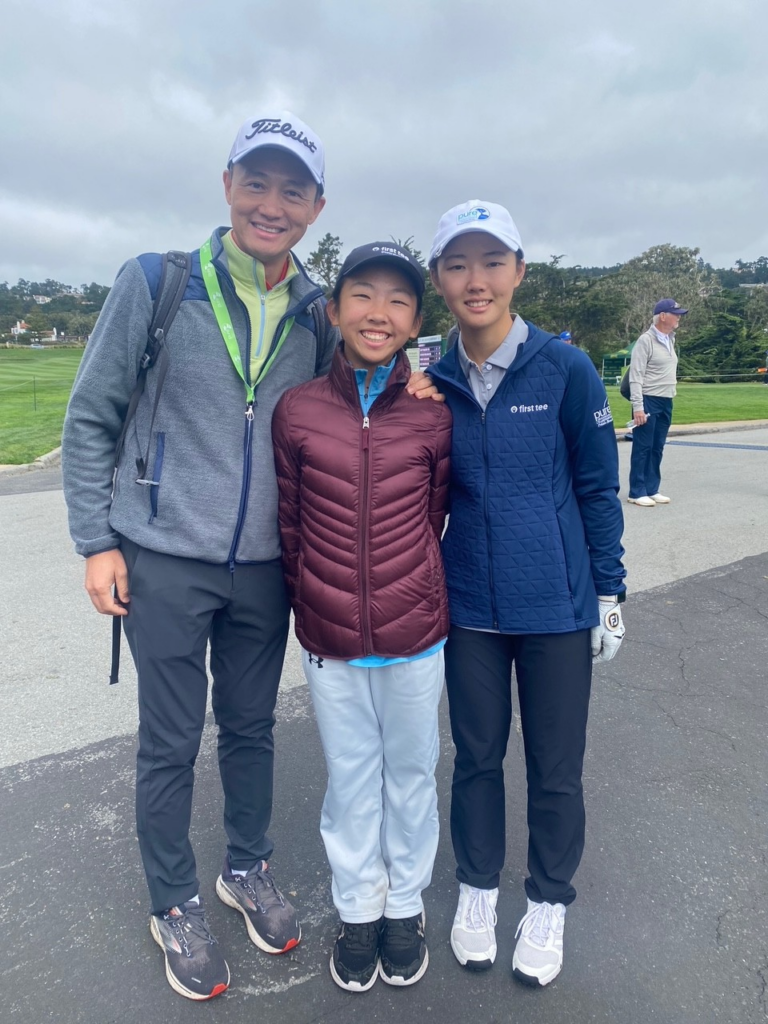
left=607, top=382, right=768, bottom=426
left=1, top=348, right=767, bottom=463
left=0, top=348, right=84, bottom=464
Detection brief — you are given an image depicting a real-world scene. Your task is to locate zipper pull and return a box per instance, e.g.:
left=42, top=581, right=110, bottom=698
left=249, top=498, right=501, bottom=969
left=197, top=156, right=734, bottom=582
left=362, top=416, right=370, bottom=429
left=245, top=401, right=254, bottom=421
left=362, top=415, right=370, bottom=449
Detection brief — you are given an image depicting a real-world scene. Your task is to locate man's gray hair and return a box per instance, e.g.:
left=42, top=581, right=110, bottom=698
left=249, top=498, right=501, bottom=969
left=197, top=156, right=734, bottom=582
left=652, top=313, right=663, bottom=326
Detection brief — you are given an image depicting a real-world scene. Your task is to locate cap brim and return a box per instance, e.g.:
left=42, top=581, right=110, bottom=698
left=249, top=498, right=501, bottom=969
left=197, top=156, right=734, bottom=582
left=341, top=254, right=425, bottom=297
left=431, top=224, right=523, bottom=262
left=230, top=140, right=324, bottom=188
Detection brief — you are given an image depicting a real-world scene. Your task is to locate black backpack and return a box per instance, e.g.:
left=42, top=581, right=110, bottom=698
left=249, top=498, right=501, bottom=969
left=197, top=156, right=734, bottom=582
left=619, top=367, right=631, bottom=400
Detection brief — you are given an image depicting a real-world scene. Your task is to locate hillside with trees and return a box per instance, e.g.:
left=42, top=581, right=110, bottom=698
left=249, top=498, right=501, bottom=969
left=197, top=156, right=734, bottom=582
left=4, top=243, right=768, bottom=380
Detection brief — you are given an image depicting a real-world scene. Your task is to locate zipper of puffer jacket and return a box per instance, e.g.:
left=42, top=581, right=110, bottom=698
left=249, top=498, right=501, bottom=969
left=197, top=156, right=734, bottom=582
left=480, top=409, right=499, bottom=630
left=360, top=414, right=373, bottom=651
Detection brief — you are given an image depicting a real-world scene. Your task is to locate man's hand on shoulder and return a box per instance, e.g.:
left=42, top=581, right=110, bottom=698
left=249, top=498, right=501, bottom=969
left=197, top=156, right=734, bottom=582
left=406, top=370, right=445, bottom=402
left=85, top=549, right=130, bottom=615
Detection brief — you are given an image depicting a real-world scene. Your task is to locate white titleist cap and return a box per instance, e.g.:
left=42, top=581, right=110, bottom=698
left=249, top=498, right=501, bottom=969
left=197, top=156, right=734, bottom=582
left=228, top=110, right=325, bottom=191
left=429, top=200, right=524, bottom=263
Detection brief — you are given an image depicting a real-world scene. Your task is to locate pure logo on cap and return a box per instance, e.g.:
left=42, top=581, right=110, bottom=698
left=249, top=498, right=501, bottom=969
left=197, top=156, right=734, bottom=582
left=244, top=118, right=318, bottom=154
left=457, top=206, right=490, bottom=225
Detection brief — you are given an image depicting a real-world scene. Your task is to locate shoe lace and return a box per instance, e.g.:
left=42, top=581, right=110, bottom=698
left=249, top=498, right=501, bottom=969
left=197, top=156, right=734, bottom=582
left=466, top=888, right=497, bottom=933
left=383, top=916, right=422, bottom=952
left=340, top=920, right=381, bottom=953
left=165, top=904, right=218, bottom=958
left=515, top=902, right=559, bottom=948
left=239, top=862, right=286, bottom=914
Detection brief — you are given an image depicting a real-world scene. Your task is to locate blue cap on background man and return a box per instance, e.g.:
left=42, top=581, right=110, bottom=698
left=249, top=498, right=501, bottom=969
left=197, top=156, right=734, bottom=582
left=653, top=298, right=688, bottom=316
left=559, top=331, right=572, bottom=341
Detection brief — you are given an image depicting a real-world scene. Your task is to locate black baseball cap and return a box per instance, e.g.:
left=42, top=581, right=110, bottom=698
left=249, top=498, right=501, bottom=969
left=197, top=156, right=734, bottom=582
left=334, top=242, right=425, bottom=302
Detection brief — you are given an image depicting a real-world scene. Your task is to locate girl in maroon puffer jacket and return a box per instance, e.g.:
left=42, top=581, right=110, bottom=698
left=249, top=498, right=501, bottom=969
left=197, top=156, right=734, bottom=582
left=272, top=242, right=451, bottom=993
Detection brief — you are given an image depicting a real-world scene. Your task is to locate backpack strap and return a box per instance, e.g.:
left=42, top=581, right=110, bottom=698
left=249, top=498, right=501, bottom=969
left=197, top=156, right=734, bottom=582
left=109, top=250, right=190, bottom=686
left=310, top=296, right=336, bottom=376
left=113, top=250, right=191, bottom=474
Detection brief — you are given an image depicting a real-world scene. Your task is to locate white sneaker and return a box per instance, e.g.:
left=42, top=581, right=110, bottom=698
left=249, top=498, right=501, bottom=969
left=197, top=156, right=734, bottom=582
left=512, top=898, right=566, bottom=987
left=450, top=883, right=498, bottom=970
left=649, top=493, right=671, bottom=503
left=627, top=495, right=655, bottom=507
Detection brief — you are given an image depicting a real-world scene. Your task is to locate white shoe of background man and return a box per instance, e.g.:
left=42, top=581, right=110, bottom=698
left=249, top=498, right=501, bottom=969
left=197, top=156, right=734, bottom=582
left=512, top=898, right=566, bottom=987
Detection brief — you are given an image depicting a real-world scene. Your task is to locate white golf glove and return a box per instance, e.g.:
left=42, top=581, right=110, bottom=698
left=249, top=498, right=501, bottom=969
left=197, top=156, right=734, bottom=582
left=591, top=597, right=625, bottom=663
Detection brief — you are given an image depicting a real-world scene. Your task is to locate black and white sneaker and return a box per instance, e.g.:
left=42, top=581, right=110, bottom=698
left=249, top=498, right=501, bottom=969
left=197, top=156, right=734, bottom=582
left=330, top=918, right=383, bottom=992
left=149, top=899, right=229, bottom=1001
left=216, top=856, right=301, bottom=954
left=379, top=912, right=429, bottom=986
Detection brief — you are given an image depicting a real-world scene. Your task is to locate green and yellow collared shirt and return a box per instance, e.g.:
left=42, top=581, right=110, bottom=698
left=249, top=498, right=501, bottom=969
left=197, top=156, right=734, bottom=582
left=221, top=230, right=298, bottom=383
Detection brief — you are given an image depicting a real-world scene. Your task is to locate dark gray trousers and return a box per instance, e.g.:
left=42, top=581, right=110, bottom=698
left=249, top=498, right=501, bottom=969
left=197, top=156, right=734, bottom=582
left=121, top=539, right=290, bottom=913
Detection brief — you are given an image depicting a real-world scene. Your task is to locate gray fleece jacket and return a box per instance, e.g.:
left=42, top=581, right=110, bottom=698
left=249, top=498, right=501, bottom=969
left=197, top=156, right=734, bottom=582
left=628, top=325, right=678, bottom=412
left=62, top=227, right=335, bottom=563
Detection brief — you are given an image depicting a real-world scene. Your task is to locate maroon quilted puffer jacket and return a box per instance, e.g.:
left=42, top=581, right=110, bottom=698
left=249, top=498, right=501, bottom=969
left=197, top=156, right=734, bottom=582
left=272, top=344, right=452, bottom=660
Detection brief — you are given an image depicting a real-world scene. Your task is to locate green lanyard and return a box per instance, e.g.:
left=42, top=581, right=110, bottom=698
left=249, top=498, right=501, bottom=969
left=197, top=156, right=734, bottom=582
left=200, top=238, right=295, bottom=415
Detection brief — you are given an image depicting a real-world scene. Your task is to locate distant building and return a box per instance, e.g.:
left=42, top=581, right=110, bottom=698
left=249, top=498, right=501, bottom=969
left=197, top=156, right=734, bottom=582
left=32, top=295, right=53, bottom=304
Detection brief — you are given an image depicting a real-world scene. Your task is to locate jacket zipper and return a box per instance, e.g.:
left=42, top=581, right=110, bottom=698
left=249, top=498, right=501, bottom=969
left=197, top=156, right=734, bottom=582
left=480, top=409, right=499, bottom=629
left=214, top=251, right=323, bottom=570
left=214, top=259, right=255, bottom=572
left=432, top=364, right=500, bottom=629
left=360, top=414, right=373, bottom=651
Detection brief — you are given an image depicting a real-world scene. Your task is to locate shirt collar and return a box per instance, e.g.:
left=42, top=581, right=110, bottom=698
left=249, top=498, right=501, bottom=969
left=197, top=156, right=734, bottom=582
left=221, top=229, right=298, bottom=294
left=457, top=315, right=529, bottom=375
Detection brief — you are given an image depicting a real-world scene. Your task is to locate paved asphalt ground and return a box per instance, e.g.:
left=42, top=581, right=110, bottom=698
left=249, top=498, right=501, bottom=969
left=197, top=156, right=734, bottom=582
left=1, top=428, right=767, bottom=1023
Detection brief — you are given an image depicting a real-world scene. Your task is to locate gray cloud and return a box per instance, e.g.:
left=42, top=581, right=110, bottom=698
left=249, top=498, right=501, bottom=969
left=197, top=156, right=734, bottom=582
left=2, top=0, right=766, bottom=285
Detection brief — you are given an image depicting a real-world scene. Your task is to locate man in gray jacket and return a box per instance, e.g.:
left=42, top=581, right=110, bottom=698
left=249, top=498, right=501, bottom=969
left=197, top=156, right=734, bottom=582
left=62, top=111, right=334, bottom=1001
left=627, top=298, right=688, bottom=507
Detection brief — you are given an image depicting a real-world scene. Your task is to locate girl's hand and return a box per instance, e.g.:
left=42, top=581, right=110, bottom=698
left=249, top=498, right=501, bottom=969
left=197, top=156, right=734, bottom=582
left=407, top=371, right=445, bottom=402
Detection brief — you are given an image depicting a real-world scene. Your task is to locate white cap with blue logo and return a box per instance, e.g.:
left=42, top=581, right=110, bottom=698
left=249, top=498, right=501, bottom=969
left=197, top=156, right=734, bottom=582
left=429, top=200, right=524, bottom=263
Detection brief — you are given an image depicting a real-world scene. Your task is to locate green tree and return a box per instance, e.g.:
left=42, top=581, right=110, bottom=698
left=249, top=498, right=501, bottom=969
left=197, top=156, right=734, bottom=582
left=306, top=233, right=342, bottom=296
left=80, top=282, right=111, bottom=311
left=391, top=237, right=452, bottom=339
left=65, top=312, right=98, bottom=339
left=24, top=306, right=52, bottom=339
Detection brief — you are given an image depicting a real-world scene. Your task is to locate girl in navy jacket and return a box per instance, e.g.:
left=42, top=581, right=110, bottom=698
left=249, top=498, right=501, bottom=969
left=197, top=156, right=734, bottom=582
left=426, top=200, right=626, bottom=988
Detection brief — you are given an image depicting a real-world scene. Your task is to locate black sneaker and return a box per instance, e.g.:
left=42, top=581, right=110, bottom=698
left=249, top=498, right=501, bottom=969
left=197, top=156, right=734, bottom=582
left=149, top=899, right=229, bottom=1001
left=379, top=912, right=429, bottom=986
left=216, top=856, right=301, bottom=954
left=330, top=918, right=383, bottom=992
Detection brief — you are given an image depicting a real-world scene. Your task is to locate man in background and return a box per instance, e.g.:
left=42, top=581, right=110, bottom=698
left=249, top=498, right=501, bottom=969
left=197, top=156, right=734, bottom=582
left=627, top=298, right=687, bottom=507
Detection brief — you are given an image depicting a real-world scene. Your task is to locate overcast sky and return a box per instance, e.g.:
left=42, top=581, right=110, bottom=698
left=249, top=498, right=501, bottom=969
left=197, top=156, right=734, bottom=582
left=3, top=0, right=766, bottom=287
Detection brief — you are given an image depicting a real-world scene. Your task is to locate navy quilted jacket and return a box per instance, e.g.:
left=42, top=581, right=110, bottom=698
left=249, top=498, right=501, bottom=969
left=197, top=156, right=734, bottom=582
left=428, top=324, right=626, bottom=634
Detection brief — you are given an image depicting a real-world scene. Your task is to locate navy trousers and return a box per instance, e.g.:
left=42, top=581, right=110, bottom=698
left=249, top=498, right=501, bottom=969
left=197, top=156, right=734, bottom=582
left=120, top=539, right=290, bottom=913
left=628, top=395, right=673, bottom=498
left=445, top=626, right=592, bottom=906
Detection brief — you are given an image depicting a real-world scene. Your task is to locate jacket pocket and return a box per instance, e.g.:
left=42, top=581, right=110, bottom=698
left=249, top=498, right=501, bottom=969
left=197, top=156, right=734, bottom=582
left=147, top=432, right=165, bottom=524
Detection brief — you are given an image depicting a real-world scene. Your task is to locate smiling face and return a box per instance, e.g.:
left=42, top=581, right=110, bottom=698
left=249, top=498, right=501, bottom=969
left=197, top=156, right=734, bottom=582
left=431, top=231, right=526, bottom=347
left=223, top=147, right=325, bottom=281
left=327, top=264, right=422, bottom=381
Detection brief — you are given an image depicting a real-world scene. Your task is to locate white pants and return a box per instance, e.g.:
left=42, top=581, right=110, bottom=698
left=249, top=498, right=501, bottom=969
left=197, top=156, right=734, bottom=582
left=302, top=648, right=444, bottom=923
